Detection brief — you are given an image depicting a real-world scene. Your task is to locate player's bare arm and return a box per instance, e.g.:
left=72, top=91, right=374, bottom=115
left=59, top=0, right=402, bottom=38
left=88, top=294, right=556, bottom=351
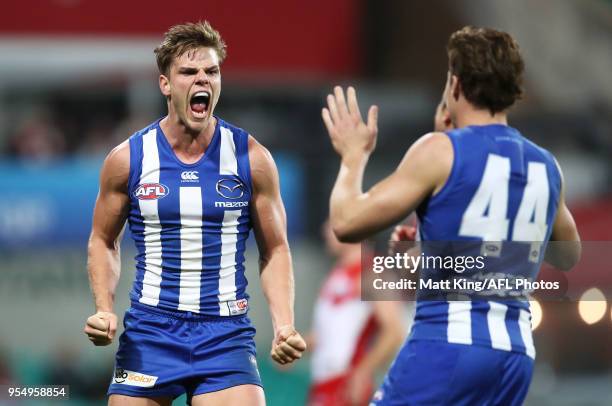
left=387, top=98, right=453, bottom=255
left=544, top=164, right=581, bottom=271
left=84, top=141, right=130, bottom=346
left=249, top=136, right=307, bottom=365
left=322, top=86, right=453, bottom=242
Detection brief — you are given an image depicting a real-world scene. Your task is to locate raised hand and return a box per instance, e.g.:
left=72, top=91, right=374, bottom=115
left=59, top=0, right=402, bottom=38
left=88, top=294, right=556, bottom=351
left=322, top=86, right=378, bottom=160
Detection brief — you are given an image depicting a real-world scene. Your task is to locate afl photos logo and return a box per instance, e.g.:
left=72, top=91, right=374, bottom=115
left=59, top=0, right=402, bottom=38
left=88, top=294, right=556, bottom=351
left=216, top=178, right=244, bottom=199
left=134, top=183, right=169, bottom=200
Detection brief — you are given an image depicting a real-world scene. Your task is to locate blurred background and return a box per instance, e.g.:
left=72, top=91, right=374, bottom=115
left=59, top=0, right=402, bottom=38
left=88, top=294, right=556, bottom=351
left=0, top=0, right=611, bottom=405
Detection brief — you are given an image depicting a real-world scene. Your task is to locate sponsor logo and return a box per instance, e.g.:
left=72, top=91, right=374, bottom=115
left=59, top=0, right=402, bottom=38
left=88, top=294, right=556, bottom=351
left=181, top=171, right=199, bottom=182
left=114, top=368, right=128, bottom=383
left=113, top=368, right=158, bottom=388
left=227, top=298, right=249, bottom=315
left=134, top=183, right=169, bottom=200
left=216, top=178, right=244, bottom=200
left=214, top=201, right=249, bottom=208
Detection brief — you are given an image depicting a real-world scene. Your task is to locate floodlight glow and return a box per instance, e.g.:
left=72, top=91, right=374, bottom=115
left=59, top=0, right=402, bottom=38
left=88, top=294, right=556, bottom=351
left=577, top=288, right=607, bottom=325
left=530, top=300, right=542, bottom=330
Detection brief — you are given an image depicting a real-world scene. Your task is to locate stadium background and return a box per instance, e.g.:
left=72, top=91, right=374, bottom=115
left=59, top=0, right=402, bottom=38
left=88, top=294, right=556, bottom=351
left=0, top=0, right=610, bottom=404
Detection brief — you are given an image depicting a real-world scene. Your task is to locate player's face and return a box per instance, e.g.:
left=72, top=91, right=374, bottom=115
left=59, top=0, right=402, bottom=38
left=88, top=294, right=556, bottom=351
left=160, top=47, right=221, bottom=133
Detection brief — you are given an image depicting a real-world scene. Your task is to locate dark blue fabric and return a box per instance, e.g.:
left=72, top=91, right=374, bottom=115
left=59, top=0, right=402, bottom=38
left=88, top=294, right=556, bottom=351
left=108, top=303, right=261, bottom=398
left=372, top=340, right=533, bottom=406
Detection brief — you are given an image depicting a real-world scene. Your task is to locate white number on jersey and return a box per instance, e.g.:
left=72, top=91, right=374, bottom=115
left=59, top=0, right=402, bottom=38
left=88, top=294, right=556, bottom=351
left=459, top=154, right=510, bottom=241
left=459, top=154, right=550, bottom=258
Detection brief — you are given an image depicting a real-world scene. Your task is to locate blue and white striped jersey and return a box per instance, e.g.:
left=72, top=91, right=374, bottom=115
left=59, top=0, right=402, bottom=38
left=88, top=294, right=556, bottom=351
left=126, top=117, right=252, bottom=316
left=413, top=124, right=562, bottom=358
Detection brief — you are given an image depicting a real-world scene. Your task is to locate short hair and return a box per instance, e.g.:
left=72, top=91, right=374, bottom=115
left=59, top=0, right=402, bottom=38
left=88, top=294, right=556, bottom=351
left=154, top=21, right=227, bottom=76
left=447, top=26, right=524, bottom=114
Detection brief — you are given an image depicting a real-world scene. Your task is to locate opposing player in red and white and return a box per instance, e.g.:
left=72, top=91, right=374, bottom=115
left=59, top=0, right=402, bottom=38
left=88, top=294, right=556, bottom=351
left=308, top=222, right=405, bottom=406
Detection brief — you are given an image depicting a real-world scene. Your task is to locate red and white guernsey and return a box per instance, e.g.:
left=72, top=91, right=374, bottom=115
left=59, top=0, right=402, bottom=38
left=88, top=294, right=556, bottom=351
left=310, top=261, right=377, bottom=384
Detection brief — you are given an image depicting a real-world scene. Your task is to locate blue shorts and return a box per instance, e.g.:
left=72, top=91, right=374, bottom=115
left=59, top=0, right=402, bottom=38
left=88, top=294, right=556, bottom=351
left=371, top=340, right=534, bottom=406
left=107, top=302, right=262, bottom=400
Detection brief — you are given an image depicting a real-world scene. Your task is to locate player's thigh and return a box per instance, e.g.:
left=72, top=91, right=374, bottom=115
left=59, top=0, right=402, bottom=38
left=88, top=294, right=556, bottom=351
left=108, top=394, right=173, bottom=406
left=190, top=384, right=265, bottom=406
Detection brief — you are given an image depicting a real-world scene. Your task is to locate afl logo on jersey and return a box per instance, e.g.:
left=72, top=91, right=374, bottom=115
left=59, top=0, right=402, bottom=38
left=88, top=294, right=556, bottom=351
left=134, top=183, right=169, bottom=200
left=216, top=178, right=244, bottom=199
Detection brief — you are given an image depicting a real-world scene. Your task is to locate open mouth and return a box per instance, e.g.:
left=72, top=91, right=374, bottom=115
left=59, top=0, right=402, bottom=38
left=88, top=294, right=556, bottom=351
left=189, top=91, right=211, bottom=118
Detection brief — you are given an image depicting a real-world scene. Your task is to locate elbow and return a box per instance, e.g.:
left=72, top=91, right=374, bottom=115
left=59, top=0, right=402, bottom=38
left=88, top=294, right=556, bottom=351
left=336, top=233, right=362, bottom=244
left=554, top=260, right=576, bottom=272
left=332, top=222, right=362, bottom=243
left=559, top=249, right=582, bottom=271
left=88, top=232, right=120, bottom=253
left=562, top=239, right=582, bottom=271
left=549, top=241, right=582, bottom=272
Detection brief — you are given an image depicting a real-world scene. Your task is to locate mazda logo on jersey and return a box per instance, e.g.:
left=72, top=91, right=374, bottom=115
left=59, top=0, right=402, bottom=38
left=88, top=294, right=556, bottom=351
left=134, top=183, right=169, bottom=200
left=216, top=178, right=244, bottom=199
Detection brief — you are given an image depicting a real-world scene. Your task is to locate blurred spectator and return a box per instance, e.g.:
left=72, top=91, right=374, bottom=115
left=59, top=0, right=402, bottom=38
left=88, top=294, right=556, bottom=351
left=78, top=117, right=119, bottom=156
left=44, top=342, right=110, bottom=402
left=110, top=114, right=152, bottom=147
left=7, top=109, right=66, bottom=161
left=0, top=346, right=14, bottom=385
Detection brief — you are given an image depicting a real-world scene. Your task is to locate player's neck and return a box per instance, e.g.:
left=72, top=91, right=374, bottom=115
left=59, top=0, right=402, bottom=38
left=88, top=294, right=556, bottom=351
left=160, top=114, right=217, bottom=153
left=454, top=107, right=508, bottom=129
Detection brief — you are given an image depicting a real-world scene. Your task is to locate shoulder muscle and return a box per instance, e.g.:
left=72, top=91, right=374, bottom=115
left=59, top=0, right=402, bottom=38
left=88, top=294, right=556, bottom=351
left=396, top=131, right=453, bottom=196
left=100, top=140, right=130, bottom=194
left=248, top=135, right=280, bottom=195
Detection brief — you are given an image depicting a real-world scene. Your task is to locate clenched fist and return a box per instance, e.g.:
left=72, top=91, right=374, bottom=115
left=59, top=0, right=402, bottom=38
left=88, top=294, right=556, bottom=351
left=270, top=325, right=306, bottom=365
left=84, top=311, right=117, bottom=346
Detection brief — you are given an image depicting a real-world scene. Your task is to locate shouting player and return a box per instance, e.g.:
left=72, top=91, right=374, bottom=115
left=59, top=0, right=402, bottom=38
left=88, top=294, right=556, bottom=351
left=322, top=26, right=581, bottom=405
left=84, top=21, right=306, bottom=405
left=308, top=221, right=404, bottom=406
